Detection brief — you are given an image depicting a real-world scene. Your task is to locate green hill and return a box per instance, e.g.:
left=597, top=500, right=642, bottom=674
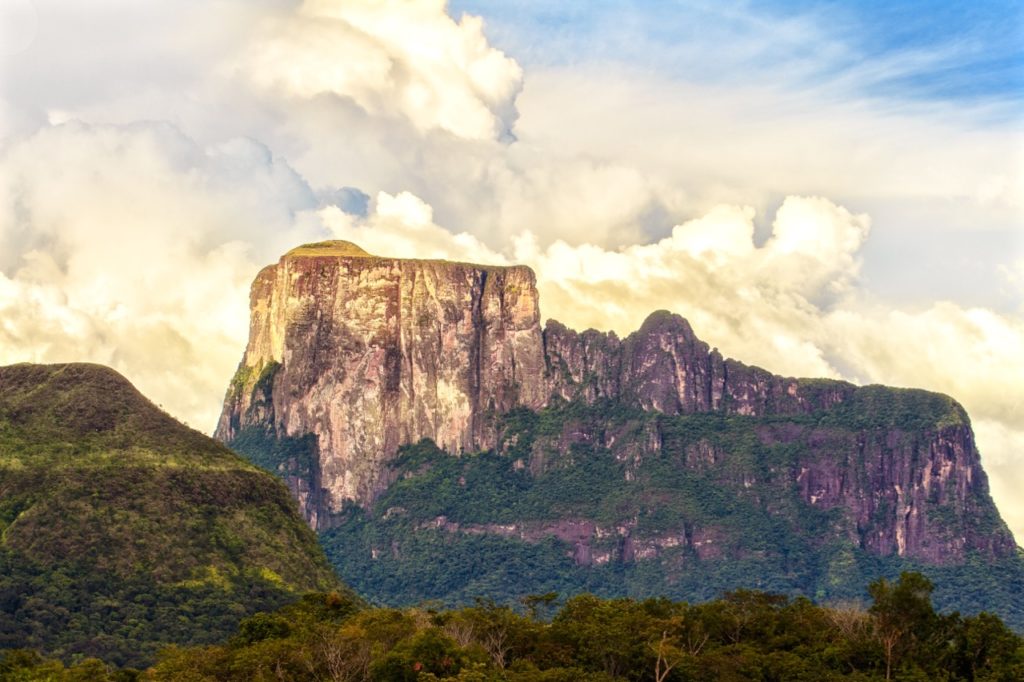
left=0, top=363, right=346, bottom=668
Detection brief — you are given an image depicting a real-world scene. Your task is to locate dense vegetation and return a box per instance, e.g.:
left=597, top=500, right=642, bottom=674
left=310, top=399, right=1022, bottom=631
left=0, top=364, right=344, bottom=667
left=324, top=511, right=1024, bottom=630
left=5, top=572, right=1022, bottom=680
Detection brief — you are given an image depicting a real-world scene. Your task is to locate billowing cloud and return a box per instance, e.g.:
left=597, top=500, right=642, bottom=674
left=324, top=192, right=869, bottom=377
left=324, top=190, right=1024, bottom=542
left=0, top=121, right=326, bottom=428
left=321, top=190, right=507, bottom=264
left=972, top=420, right=1024, bottom=553
left=238, top=0, right=522, bottom=140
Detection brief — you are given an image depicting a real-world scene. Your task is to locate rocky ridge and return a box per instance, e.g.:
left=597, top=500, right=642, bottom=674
left=217, top=241, right=1017, bottom=568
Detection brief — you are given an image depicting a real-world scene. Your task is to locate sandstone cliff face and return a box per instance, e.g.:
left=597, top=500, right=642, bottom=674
left=790, top=422, right=1012, bottom=562
left=217, top=241, right=1016, bottom=567
left=216, top=242, right=545, bottom=523
left=543, top=311, right=853, bottom=417
left=501, top=406, right=1015, bottom=565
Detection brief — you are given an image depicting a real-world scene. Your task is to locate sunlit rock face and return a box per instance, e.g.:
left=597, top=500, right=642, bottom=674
left=538, top=315, right=1014, bottom=564
left=215, top=242, right=546, bottom=521
left=216, top=241, right=1016, bottom=567
left=542, top=310, right=853, bottom=417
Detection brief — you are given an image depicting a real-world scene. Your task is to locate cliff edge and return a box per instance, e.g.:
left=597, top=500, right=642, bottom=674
left=216, top=241, right=1017, bottom=571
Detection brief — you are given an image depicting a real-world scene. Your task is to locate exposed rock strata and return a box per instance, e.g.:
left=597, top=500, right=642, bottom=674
left=499, top=412, right=1014, bottom=565
left=408, top=516, right=728, bottom=567
left=217, top=241, right=1016, bottom=566
left=216, top=242, right=546, bottom=522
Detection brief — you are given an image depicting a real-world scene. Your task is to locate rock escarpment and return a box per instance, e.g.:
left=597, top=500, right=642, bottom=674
left=217, top=241, right=1017, bottom=571
left=542, top=312, right=852, bottom=416
left=216, top=241, right=546, bottom=526
left=490, top=399, right=1013, bottom=564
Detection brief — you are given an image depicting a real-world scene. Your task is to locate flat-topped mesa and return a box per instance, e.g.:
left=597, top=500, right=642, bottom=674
left=218, top=242, right=1014, bottom=566
left=284, top=240, right=373, bottom=258
left=219, top=242, right=852, bottom=522
left=216, top=241, right=546, bottom=524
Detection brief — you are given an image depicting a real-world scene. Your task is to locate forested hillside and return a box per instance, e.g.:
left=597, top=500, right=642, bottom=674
left=5, top=573, right=1022, bottom=680
left=318, top=401, right=1024, bottom=631
left=0, top=363, right=344, bottom=667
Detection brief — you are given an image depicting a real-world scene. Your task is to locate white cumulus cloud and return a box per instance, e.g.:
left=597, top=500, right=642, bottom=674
left=321, top=190, right=507, bottom=264
left=238, top=0, right=522, bottom=141
left=0, top=121, right=327, bottom=428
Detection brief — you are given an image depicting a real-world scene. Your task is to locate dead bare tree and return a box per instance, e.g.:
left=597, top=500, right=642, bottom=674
left=826, top=601, right=872, bottom=640
left=314, top=627, right=372, bottom=682
left=482, top=625, right=511, bottom=670
left=651, top=630, right=687, bottom=682
left=442, top=620, right=476, bottom=648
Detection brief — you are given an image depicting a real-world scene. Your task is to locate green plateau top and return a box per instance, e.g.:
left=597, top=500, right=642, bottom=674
left=280, top=239, right=532, bottom=275
left=284, top=240, right=374, bottom=258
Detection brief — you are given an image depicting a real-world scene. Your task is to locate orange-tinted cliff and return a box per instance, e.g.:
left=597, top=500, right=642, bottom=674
left=216, top=241, right=1017, bottom=569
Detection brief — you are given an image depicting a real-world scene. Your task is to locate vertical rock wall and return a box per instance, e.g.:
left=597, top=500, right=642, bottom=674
left=216, top=241, right=1016, bottom=566
left=216, top=242, right=545, bottom=518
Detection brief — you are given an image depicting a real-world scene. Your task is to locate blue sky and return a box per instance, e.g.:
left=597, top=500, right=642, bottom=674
left=444, top=0, right=1023, bottom=314
left=453, top=0, right=1024, bottom=117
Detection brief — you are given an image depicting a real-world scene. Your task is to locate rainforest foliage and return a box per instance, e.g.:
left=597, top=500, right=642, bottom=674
left=4, top=573, right=1022, bottom=681
left=0, top=364, right=343, bottom=668
left=313, top=401, right=1022, bottom=631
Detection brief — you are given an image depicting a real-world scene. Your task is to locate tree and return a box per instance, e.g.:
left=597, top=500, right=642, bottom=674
left=868, top=571, right=938, bottom=680
left=520, top=593, right=559, bottom=621
left=369, top=628, right=469, bottom=681
left=551, top=595, right=657, bottom=678
left=951, top=612, right=1024, bottom=681
left=235, top=612, right=292, bottom=645
left=651, top=629, right=687, bottom=682
left=310, top=622, right=373, bottom=682
left=458, top=599, right=523, bottom=669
